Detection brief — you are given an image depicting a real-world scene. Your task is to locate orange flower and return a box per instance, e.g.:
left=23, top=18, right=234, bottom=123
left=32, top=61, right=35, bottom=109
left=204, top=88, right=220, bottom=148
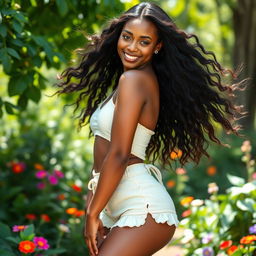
left=180, top=196, right=194, bottom=206
left=170, top=149, right=182, bottom=160
left=34, top=163, right=44, bottom=170
left=19, top=240, right=36, bottom=254
left=25, top=213, right=37, bottom=220
left=240, top=235, right=256, bottom=244
left=41, top=214, right=50, bottom=222
left=57, top=194, right=65, bottom=200
left=166, top=180, right=176, bottom=188
left=71, top=184, right=82, bottom=192
left=74, top=210, right=85, bottom=217
left=220, top=240, right=232, bottom=249
left=181, top=209, right=191, bottom=218
left=207, top=166, right=217, bottom=176
left=66, top=208, right=78, bottom=215
left=227, top=245, right=238, bottom=255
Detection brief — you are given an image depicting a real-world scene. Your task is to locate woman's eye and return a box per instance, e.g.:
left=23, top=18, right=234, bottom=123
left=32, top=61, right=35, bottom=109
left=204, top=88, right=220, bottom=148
left=122, top=34, right=130, bottom=40
left=141, top=41, right=150, bottom=45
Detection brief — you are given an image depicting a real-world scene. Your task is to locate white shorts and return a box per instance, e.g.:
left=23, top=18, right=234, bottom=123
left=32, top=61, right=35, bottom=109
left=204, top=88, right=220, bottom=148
left=88, top=163, right=179, bottom=229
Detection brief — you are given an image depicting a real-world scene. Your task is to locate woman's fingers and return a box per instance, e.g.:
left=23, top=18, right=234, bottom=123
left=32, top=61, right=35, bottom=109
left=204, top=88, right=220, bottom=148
left=86, top=236, right=97, bottom=256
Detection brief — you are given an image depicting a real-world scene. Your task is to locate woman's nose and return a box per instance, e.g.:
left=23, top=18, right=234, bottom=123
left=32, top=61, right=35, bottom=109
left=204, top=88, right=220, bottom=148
left=127, top=41, right=138, bottom=52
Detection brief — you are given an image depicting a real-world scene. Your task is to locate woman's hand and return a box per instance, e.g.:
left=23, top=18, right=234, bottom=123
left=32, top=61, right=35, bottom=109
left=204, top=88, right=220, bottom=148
left=84, top=214, right=103, bottom=256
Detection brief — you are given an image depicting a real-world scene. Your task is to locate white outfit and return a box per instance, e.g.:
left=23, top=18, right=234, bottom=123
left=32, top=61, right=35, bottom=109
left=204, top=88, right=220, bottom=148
left=88, top=94, right=179, bottom=229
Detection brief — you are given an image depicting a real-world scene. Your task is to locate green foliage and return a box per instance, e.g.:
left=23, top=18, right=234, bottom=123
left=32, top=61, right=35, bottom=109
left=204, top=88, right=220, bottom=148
left=177, top=140, right=256, bottom=255
left=0, top=91, right=94, bottom=255
left=0, top=0, right=125, bottom=117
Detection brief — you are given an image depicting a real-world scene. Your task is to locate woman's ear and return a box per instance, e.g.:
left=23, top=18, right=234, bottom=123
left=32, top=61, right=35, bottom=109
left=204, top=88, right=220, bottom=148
left=156, top=41, right=163, bottom=52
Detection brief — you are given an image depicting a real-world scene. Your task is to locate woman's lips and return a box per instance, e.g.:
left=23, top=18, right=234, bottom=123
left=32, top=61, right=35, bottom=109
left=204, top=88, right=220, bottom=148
left=123, top=52, right=140, bottom=62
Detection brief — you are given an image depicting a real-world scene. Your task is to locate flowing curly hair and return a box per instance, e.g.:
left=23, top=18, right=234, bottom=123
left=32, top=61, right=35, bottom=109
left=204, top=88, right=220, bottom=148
left=55, top=2, right=243, bottom=167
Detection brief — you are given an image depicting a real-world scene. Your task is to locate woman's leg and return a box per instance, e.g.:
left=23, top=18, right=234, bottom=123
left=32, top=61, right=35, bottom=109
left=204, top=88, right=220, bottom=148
left=98, top=213, right=176, bottom=256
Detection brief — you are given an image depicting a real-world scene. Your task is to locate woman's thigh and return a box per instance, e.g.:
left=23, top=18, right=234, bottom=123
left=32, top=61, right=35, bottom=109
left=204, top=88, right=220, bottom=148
left=98, top=213, right=176, bottom=256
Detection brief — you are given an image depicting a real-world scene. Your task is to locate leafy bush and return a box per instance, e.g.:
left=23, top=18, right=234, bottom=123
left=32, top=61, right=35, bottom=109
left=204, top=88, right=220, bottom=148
left=178, top=140, right=256, bottom=256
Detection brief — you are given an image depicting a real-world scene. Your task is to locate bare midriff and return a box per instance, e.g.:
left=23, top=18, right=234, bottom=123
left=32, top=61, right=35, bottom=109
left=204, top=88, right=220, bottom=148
left=93, top=135, right=143, bottom=173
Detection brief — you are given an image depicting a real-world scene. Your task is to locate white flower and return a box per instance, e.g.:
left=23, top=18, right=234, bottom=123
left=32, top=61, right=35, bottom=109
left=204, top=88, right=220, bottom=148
left=191, top=199, right=204, bottom=207
left=208, top=182, right=219, bottom=194
left=58, top=224, right=70, bottom=233
left=181, top=229, right=194, bottom=244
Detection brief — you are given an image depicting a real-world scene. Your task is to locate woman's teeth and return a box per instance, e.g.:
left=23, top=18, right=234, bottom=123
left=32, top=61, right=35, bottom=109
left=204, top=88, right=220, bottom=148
left=124, top=52, right=139, bottom=61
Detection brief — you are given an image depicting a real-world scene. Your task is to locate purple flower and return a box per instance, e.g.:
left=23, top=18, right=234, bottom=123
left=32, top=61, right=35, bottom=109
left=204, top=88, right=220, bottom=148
left=202, top=247, right=214, bottom=256
left=35, top=170, right=48, bottom=179
left=202, top=233, right=214, bottom=244
left=48, top=175, right=58, bottom=185
left=33, top=237, right=50, bottom=250
left=249, top=224, right=256, bottom=234
left=12, top=225, right=28, bottom=232
left=53, top=169, right=64, bottom=178
left=36, top=182, right=46, bottom=190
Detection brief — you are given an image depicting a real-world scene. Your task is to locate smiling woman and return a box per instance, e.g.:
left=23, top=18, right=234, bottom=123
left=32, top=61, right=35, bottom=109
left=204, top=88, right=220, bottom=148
left=55, top=2, right=242, bottom=256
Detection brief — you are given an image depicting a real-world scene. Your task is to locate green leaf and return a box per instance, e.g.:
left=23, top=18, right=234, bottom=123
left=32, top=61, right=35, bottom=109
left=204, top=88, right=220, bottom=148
left=0, top=223, right=11, bottom=239
left=7, top=48, right=20, bottom=60
left=18, top=94, right=28, bottom=110
left=44, top=248, right=67, bottom=255
left=5, top=236, right=20, bottom=244
left=227, top=174, right=245, bottom=186
left=20, top=224, right=34, bottom=240
left=56, top=0, right=69, bottom=17
left=0, top=107, right=3, bottom=118
left=236, top=198, right=255, bottom=212
left=32, top=56, right=42, bottom=67
left=0, top=249, right=16, bottom=256
left=4, top=102, right=16, bottom=114
left=0, top=48, right=12, bottom=73
left=8, top=76, right=28, bottom=96
left=0, top=24, right=7, bottom=37
left=27, top=85, right=41, bottom=103
left=12, top=20, right=22, bottom=34
left=13, top=11, right=27, bottom=24
left=10, top=38, right=23, bottom=47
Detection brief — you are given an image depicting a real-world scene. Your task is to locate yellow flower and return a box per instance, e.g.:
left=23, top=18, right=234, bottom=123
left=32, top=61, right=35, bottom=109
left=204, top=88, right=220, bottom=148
left=180, top=196, right=194, bottom=206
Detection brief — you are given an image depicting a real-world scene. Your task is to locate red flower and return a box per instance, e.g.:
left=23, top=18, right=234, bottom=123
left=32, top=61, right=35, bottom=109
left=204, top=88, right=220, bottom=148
left=19, top=240, right=36, bottom=254
left=57, top=194, right=65, bottom=200
left=220, top=240, right=232, bottom=249
left=181, top=209, right=191, bottom=218
left=240, top=235, right=256, bottom=244
left=25, top=214, right=37, bottom=220
left=74, top=210, right=85, bottom=217
left=71, top=184, right=82, bottom=192
left=227, top=245, right=238, bottom=255
left=12, top=162, right=26, bottom=173
left=41, top=214, right=50, bottom=222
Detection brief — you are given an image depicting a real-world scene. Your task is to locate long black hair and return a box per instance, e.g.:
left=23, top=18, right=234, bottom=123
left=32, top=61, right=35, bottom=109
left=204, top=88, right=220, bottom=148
left=55, top=2, right=243, bottom=166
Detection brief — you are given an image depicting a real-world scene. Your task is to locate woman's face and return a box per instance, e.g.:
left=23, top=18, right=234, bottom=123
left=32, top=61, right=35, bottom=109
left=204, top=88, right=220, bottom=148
left=117, top=18, right=162, bottom=71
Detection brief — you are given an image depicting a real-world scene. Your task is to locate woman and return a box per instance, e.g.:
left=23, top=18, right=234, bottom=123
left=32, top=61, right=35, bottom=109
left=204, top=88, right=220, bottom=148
left=56, top=2, right=242, bottom=255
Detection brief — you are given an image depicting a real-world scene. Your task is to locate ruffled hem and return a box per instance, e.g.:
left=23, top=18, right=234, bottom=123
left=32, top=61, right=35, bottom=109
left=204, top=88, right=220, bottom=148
left=102, top=212, right=179, bottom=229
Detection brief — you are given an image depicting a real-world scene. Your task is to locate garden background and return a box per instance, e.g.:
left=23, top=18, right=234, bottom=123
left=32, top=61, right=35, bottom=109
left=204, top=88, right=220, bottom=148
left=0, top=0, right=255, bottom=255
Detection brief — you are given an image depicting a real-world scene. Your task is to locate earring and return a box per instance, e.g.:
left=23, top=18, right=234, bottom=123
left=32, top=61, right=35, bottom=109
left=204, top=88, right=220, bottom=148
left=154, top=50, right=159, bottom=54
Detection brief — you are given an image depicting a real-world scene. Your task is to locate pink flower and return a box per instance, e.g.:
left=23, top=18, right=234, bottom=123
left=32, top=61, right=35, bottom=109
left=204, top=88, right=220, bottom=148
left=36, top=182, right=46, bottom=190
left=252, top=172, right=256, bottom=180
left=33, top=237, right=50, bottom=250
left=53, top=170, right=64, bottom=178
left=35, top=170, right=48, bottom=179
left=12, top=225, right=28, bottom=232
left=176, top=167, right=186, bottom=175
left=48, top=175, right=58, bottom=185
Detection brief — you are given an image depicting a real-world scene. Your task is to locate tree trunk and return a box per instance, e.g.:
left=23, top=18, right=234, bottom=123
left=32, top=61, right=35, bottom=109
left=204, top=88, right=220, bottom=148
left=233, top=0, right=256, bottom=130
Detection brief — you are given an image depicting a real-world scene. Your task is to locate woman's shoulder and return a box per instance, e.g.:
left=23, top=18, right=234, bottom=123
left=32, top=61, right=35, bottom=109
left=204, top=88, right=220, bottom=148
left=119, top=69, right=155, bottom=90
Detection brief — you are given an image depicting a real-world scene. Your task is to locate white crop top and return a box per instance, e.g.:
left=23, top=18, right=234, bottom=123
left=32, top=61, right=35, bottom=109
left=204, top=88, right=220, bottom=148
left=90, top=95, right=155, bottom=160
